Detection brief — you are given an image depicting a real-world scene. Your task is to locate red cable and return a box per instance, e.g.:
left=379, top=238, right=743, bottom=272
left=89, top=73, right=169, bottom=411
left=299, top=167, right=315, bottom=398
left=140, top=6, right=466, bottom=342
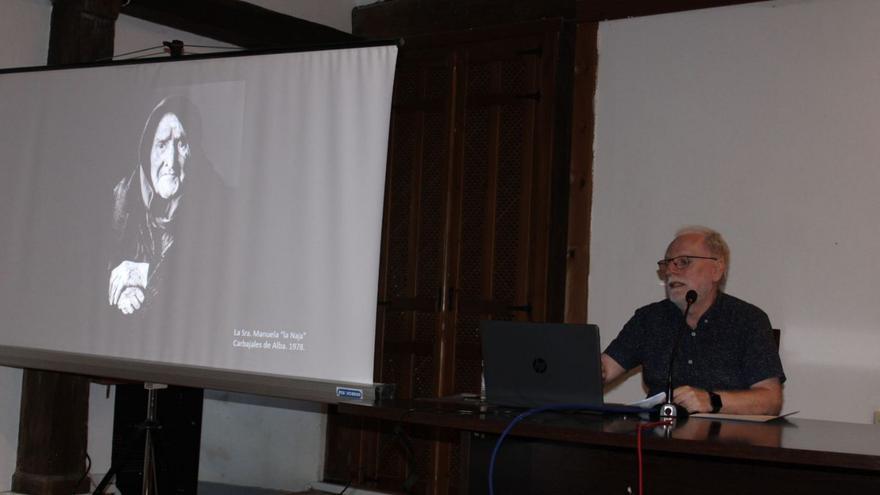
left=636, top=420, right=672, bottom=495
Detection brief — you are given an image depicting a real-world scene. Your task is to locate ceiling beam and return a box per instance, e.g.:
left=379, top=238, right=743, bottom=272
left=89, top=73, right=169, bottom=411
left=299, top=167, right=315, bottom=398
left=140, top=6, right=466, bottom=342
left=121, top=0, right=359, bottom=50
left=577, top=0, right=770, bottom=21
left=353, top=0, right=574, bottom=39
left=352, top=0, right=775, bottom=39
left=48, top=0, right=120, bottom=65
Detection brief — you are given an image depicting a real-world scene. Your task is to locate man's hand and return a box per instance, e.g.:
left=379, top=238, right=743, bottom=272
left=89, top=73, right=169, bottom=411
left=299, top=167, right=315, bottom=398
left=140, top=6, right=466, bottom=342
left=672, top=386, right=712, bottom=413
left=116, top=286, right=145, bottom=315
left=109, top=260, right=149, bottom=306
left=601, top=353, right=626, bottom=384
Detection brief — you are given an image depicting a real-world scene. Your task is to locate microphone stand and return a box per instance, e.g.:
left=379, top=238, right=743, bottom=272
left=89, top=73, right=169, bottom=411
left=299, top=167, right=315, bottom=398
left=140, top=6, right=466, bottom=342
left=659, top=290, right=697, bottom=421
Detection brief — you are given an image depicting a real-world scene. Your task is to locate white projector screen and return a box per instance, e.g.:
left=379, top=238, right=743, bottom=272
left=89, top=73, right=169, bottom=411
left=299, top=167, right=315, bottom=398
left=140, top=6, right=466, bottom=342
left=0, top=44, right=397, bottom=401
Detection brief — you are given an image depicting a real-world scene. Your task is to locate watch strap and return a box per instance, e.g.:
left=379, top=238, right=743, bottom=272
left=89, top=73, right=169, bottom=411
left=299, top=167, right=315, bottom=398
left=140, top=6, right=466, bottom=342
left=708, top=390, right=722, bottom=413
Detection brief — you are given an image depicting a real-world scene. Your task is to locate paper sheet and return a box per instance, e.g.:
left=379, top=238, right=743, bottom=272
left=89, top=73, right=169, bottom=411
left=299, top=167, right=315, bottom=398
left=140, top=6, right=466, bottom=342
left=690, top=411, right=798, bottom=422
left=627, top=391, right=666, bottom=409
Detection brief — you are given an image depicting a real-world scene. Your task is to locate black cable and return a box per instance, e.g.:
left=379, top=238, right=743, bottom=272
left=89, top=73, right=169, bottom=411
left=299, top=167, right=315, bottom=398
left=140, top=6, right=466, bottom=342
left=336, top=478, right=352, bottom=494
left=93, top=45, right=165, bottom=62
left=123, top=51, right=169, bottom=60
left=361, top=410, right=419, bottom=494
left=108, top=43, right=244, bottom=62
left=487, top=403, right=645, bottom=495
left=113, top=45, right=165, bottom=58
left=391, top=408, right=420, bottom=493
left=73, top=453, right=92, bottom=495
left=391, top=424, right=419, bottom=493
left=181, top=44, right=246, bottom=51
left=333, top=407, right=419, bottom=494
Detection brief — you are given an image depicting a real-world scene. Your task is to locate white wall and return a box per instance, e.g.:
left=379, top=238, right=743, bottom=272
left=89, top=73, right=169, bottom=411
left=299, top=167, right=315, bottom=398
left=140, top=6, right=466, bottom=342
left=199, top=392, right=327, bottom=489
left=0, top=366, right=23, bottom=493
left=0, top=0, right=49, bottom=70
left=593, top=0, right=880, bottom=424
left=0, top=1, right=360, bottom=491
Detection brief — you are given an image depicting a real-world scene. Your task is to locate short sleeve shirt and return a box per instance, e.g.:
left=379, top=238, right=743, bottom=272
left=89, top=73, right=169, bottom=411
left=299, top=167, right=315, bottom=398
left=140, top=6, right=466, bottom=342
left=604, top=293, right=786, bottom=397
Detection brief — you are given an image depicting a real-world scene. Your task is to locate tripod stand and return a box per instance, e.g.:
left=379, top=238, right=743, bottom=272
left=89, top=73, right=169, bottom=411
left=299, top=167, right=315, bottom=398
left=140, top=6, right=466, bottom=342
left=94, top=383, right=167, bottom=495
left=140, top=382, right=165, bottom=495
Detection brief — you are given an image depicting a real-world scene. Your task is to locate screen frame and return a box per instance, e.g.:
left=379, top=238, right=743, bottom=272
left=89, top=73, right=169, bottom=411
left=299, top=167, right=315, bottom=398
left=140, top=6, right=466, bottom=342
left=0, top=40, right=398, bottom=404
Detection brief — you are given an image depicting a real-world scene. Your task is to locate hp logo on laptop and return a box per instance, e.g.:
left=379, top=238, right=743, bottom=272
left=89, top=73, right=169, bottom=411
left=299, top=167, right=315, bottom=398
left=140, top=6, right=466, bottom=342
left=532, top=358, right=548, bottom=373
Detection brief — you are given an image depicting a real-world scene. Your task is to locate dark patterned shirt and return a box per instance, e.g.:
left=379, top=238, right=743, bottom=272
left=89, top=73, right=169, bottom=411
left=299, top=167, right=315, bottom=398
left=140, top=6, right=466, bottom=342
left=604, top=293, right=786, bottom=397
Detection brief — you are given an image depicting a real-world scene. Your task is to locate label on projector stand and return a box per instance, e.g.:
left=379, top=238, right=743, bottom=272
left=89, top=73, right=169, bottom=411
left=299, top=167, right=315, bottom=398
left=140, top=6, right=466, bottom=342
left=336, top=387, right=364, bottom=400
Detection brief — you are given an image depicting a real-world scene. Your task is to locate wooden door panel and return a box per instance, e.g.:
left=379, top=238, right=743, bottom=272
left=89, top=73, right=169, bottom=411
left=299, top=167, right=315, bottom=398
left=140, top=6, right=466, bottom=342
left=377, top=50, right=456, bottom=402
left=448, top=34, right=548, bottom=397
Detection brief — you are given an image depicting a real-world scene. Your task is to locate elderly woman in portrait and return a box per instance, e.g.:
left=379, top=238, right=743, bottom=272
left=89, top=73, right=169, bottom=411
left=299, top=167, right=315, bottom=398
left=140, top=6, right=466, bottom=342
left=108, top=96, right=208, bottom=315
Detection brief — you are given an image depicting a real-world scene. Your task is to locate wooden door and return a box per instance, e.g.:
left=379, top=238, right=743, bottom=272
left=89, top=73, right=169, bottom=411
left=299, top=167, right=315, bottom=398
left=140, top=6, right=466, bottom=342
left=325, top=21, right=568, bottom=494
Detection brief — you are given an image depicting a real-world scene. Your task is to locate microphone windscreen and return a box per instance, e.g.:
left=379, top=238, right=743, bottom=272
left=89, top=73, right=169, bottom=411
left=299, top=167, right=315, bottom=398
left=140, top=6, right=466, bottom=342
left=686, top=290, right=698, bottom=304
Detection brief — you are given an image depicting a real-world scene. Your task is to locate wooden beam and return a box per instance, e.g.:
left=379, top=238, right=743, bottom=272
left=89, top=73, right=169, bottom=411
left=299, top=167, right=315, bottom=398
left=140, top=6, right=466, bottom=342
left=121, top=0, right=358, bottom=50
left=563, top=21, right=597, bottom=324
left=352, top=0, right=575, bottom=39
left=577, top=0, right=771, bottom=21
left=352, top=0, right=768, bottom=38
left=353, top=0, right=775, bottom=39
left=48, top=0, right=120, bottom=65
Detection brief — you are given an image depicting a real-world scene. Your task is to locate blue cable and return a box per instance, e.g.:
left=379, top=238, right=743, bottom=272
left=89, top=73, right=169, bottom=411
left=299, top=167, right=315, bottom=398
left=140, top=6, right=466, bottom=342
left=487, top=403, right=644, bottom=495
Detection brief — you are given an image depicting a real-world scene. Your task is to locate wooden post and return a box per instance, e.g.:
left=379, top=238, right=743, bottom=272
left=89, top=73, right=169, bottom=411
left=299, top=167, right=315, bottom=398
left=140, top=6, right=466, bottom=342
left=13, top=372, right=91, bottom=494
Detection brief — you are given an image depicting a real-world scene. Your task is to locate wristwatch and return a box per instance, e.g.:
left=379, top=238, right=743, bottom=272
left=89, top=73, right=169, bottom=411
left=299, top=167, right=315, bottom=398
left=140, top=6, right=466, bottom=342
left=708, top=391, right=723, bottom=413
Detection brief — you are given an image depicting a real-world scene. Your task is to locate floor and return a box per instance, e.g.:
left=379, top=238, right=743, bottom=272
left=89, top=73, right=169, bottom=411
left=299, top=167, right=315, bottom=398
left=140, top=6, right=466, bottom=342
left=2, top=482, right=334, bottom=495
left=199, top=482, right=332, bottom=494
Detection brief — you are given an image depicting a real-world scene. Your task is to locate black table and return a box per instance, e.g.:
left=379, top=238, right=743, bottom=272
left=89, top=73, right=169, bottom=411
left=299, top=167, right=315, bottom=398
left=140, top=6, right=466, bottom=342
left=336, top=398, right=880, bottom=494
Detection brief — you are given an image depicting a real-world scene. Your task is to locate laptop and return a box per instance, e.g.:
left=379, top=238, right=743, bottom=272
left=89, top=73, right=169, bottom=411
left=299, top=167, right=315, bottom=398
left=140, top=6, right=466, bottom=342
left=480, top=320, right=604, bottom=409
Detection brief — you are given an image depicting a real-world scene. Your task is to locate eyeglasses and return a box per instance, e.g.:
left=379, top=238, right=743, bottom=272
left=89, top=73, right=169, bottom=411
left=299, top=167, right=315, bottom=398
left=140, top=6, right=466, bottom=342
left=657, top=255, right=718, bottom=271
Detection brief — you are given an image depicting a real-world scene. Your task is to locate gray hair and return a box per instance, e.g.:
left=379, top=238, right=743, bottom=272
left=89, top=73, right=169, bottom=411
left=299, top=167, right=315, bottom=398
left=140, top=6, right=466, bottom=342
left=675, top=225, right=730, bottom=287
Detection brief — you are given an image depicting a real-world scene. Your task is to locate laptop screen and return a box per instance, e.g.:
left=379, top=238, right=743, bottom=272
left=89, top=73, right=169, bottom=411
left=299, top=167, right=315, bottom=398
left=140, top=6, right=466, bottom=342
left=480, top=321, right=604, bottom=409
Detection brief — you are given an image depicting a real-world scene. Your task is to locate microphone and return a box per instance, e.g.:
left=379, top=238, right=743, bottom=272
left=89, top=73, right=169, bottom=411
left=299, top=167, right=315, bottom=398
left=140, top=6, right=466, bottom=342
left=660, top=290, right=698, bottom=419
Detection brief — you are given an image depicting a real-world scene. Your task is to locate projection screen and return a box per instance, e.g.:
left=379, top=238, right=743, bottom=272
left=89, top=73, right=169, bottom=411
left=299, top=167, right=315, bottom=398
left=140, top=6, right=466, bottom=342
left=0, top=44, right=397, bottom=402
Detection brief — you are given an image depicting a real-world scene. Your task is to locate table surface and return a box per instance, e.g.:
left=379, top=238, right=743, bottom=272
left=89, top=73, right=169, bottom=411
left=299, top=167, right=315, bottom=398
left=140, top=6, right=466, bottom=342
left=336, top=397, right=880, bottom=472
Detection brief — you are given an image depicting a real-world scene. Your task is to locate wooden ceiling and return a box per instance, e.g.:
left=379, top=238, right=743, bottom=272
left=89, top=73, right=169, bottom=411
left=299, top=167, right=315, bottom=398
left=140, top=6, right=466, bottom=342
left=119, top=0, right=359, bottom=49
left=352, top=0, right=769, bottom=38
left=119, top=0, right=770, bottom=46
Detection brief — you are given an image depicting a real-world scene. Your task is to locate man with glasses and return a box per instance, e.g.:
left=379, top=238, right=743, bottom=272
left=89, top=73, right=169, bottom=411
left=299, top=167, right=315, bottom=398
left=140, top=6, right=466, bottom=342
left=601, top=226, right=785, bottom=415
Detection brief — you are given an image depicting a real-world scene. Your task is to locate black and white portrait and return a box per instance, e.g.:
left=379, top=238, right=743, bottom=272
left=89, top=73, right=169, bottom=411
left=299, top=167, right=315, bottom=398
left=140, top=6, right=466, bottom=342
left=108, top=95, right=226, bottom=315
